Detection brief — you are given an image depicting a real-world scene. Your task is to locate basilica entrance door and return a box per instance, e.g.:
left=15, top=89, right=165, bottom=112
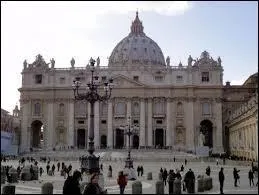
left=101, top=135, right=107, bottom=148
left=155, top=129, right=164, bottom=147
left=115, top=129, right=124, bottom=149
left=200, top=120, right=213, bottom=148
left=77, top=129, right=85, bottom=149
left=31, top=120, right=43, bottom=148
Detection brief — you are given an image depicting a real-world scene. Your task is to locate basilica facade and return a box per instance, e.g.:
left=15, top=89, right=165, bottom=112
left=19, top=12, right=226, bottom=154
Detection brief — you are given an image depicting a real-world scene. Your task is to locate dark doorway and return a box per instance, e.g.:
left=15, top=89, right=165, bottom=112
left=155, top=129, right=164, bottom=147
left=101, top=135, right=107, bottom=148
left=132, top=135, right=139, bottom=149
left=77, top=129, right=86, bottom=149
left=31, top=120, right=43, bottom=148
left=200, top=120, right=213, bottom=148
left=115, top=129, right=124, bottom=149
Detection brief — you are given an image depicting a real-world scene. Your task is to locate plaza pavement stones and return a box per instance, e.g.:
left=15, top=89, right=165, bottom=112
left=1, top=151, right=258, bottom=194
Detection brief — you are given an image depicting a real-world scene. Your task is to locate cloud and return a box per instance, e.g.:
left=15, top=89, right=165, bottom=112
left=229, top=77, right=247, bottom=85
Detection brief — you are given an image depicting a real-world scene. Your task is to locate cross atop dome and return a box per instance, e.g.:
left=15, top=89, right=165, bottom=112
left=129, top=11, right=145, bottom=36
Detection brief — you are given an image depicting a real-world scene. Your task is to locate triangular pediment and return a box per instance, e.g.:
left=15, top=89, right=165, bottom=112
left=112, top=74, right=146, bottom=88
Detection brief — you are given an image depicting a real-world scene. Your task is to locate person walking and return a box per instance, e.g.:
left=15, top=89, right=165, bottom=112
left=39, top=167, right=44, bottom=177
left=83, top=173, right=105, bottom=194
left=57, top=162, right=60, bottom=172
left=248, top=169, right=254, bottom=187
left=46, top=163, right=50, bottom=175
left=173, top=156, right=176, bottom=162
left=180, top=164, right=184, bottom=172
left=63, top=170, right=81, bottom=195
left=233, top=167, right=240, bottom=187
left=52, top=164, right=56, bottom=176
left=137, top=166, right=140, bottom=177
left=117, top=171, right=128, bottom=194
left=162, top=168, right=168, bottom=186
left=140, top=166, right=144, bottom=176
left=184, top=169, right=195, bottom=193
left=219, top=167, right=225, bottom=194
left=206, top=166, right=211, bottom=176
left=184, top=159, right=187, bottom=165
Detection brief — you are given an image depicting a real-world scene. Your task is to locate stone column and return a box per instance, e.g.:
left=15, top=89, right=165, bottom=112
left=107, top=100, right=113, bottom=148
left=166, top=98, right=172, bottom=146
left=94, top=102, right=100, bottom=148
left=68, top=101, right=74, bottom=147
left=47, top=102, right=54, bottom=150
left=185, top=99, right=194, bottom=151
left=215, top=100, right=224, bottom=153
left=126, top=99, right=131, bottom=147
left=87, top=103, right=91, bottom=148
left=147, top=98, right=153, bottom=146
left=20, top=102, right=30, bottom=153
left=140, top=98, right=145, bottom=147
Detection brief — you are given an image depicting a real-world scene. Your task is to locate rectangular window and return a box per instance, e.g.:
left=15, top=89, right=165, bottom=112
left=101, top=120, right=107, bottom=124
left=60, top=77, right=65, bottom=84
left=156, top=120, right=163, bottom=124
left=202, top=102, right=210, bottom=115
left=176, top=75, right=183, bottom=81
left=133, top=120, right=139, bottom=124
left=133, top=76, right=139, bottom=82
left=35, top=74, right=42, bottom=84
left=78, top=120, right=85, bottom=124
left=201, top=72, right=209, bottom=82
left=154, top=76, right=163, bottom=82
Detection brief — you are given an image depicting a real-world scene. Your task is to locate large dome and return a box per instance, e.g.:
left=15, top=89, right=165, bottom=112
left=108, top=12, right=166, bottom=67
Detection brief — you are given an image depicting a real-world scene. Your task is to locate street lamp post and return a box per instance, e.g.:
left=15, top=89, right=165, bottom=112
left=125, top=116, right=134, bottom=169
left=72, top=57, right=113, bottom=174
left=123, top=116, right=137, bottom=180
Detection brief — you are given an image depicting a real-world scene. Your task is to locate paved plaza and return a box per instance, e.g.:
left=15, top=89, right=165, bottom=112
left=1, top=151, right=258, bottom=194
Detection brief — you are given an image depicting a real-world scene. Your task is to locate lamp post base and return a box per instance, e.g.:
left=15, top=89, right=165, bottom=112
left=80, top=154, right=100, bottom=174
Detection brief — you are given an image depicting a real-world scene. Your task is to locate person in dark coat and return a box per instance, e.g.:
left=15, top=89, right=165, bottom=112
left=162, top=168, right=168, bottom=186
left=100, top=164, right=103, bottom=171
left=117, top=171, right=128, bottom=194
left=30, top=165, right=35, bottom=180
left=57, top=162, right=60, bottom=172
left=39, top=167, right=44, bottom=177
left=233, top=167, right=240, bottom=187
left=167, top=170, right=176, bottom=194
left=63, top=170, right=81, bottom=195
left=184, top=169, right=195, bottom=193
left=83, top=173, right=104, bottom=194
left=173, top=156, right=176, bottom=162
left=140, top=166, right=144, bottom=176
left=206, top=166, right=211, bottom=176
left=219, top=167, right=225, bottom=194
left=52, top=164, right=56, bottom=175
left=46, top=164, right=50, bottom=175
left=180, top=164, right=184, bottom=172
left=184, top=159, right=187, bottom=165
left=248, top=169, right=254, bottom=187
left=137, top=166, right=140, bottom=177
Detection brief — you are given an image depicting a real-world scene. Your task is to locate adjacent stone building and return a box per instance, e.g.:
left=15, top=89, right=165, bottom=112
left=224, top=73, right=258, bottom=161
left=19, top=12, right=229, bottom=154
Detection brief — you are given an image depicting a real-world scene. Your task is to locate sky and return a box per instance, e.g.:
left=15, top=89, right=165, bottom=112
left=1, top=1, right=258, bottom=113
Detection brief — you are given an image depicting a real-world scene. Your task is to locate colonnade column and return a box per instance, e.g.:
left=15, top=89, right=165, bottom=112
left=94, top=102, right=100, bottom=148
left=68, top=100, right=75, bottom=147
left=215, top=99, right=224, bottom=153
left=20, top=101, right=30, bottom=153
left=47, top=102, right=54, bottom=150
left=126, top=99, right=131, bottom=148
left=185, top=98, right=194, bottom=151
left=107, top=100, right=113, bottom=148
left=166, top=98, right=172, bottom=146
left=139, top=98, right=145, bottom=147
left=147, top=98, right=153, bottom=146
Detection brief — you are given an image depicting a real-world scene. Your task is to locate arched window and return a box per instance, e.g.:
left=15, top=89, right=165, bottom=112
left=59, top=103, right=65, bottom=116
left=34, top=103, right=41, bottom=116
left=177, top=102, right=183, bottom=115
